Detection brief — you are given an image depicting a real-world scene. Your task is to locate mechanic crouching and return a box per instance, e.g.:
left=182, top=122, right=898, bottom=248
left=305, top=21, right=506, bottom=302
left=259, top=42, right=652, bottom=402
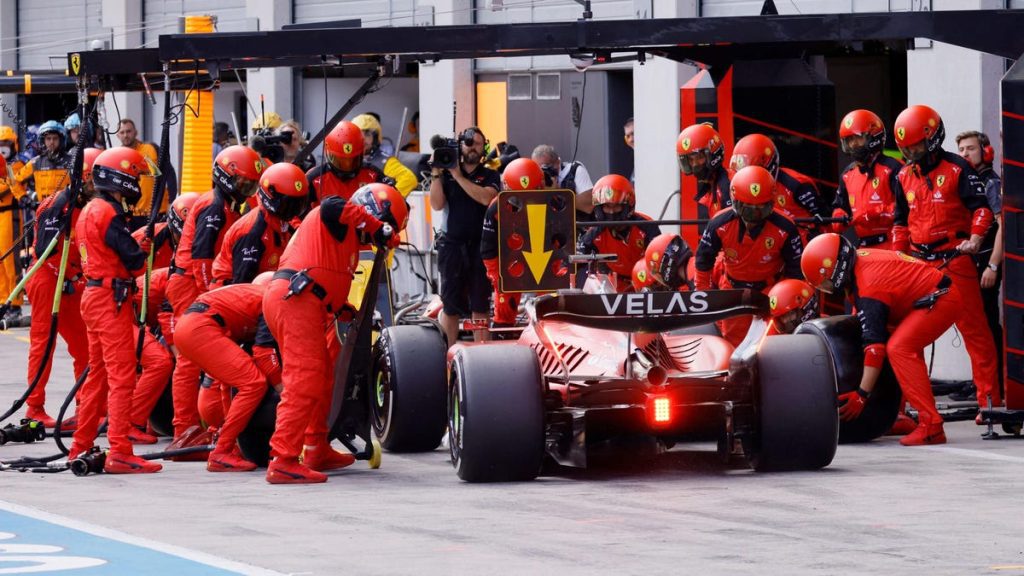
left=694, top=166, right=804, bottom=347
left=802, top=233, right=960, bottom=446
left=643, top=233, right=694, bottom=292
left=262, top=183, right=407, bottom=484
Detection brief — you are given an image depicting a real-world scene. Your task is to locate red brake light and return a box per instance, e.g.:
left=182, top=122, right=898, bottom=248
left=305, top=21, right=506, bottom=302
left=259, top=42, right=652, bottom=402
left=648, top=395, right=672, bottom=427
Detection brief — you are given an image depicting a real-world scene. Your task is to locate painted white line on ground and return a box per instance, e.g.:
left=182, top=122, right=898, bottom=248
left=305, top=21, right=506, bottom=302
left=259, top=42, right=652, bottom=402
left=919, top=445, right=1024, bottom=464
left=0, top=500, right=287, bottom=576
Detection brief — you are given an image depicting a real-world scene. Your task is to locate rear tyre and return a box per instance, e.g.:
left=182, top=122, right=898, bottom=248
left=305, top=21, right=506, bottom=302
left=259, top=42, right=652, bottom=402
left=796, top=317, right=900, bottom=443
left=749, top=334, right=838, bottom=471
left=237, top=386, right=279, bottom=468
left=371, top=326, right=448, bottom=452
left=449, top=345, right=544, bottom=482
left=147, top=379, right=174, bottom=437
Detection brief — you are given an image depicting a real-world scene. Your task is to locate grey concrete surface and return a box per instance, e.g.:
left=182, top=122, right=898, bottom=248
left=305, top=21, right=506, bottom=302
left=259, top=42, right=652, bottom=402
left=2, top=322, right=1024, bottom=576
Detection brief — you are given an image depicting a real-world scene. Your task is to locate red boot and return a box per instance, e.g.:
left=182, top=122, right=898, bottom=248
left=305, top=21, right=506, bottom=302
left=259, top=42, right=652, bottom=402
left=301, top=443, right=356, bottom=472
left=207, top=449, right=258, bottom=472
left=104, top=452, right=163, bottom=474
left=25, top=407, right=57, bottom=429
left=900, top=423, right=947, bottom=446
left=58, top=414, right=78, bottom=432
left=266, top=458, right=327, bottom=484
left=885, top=413, right=918, bottom=436
left=167, top=425, right=215, bottom=461
left=66, top=443, right=94, bottom=460
left=128, top=425, right=159, bottom=445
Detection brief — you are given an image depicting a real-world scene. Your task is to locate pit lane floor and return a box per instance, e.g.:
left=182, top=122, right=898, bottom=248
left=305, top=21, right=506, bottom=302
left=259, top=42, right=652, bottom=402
left=2, top=324, right=1024, bottom=575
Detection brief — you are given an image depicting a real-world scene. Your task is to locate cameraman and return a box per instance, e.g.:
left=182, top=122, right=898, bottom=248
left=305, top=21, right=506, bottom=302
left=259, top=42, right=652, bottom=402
left=531, top=144, right=594, bottom=213
left=428, top=127, right=500, bottom=346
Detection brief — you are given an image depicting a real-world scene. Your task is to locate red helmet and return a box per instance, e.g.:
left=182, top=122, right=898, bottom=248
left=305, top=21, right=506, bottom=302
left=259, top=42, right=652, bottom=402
left=839, top=109, right=885, bottom=163
left=645, top=233, right=693, bottom=290
left=768, top=279, right=819, bottom=334
left=213, top=145, right=264, bottom=203
left=729, top=134, right=779, bottom=178
left=800, top=233, right=856, bottom=294
left=730, top=165, right=775, bottom=225
left=92, top=147, right=150, bottom=204
left=501, top=158, right=545, bottom=191
left=81, top=147, right=102, bottom=183
left=677, top=123, right=725, bottom=178
left=257, top=162, right=309, bottom=221
left=631, top=259, right=654, bottom=292
left=167, top=192, right=200, bottom=237
left=591, top=174, right=635, bottom=221
left=325, top=120, right=365, bottom=177
left=350, top=182, right=410, bottom=233
left=893, top=104, right=945, bottom=164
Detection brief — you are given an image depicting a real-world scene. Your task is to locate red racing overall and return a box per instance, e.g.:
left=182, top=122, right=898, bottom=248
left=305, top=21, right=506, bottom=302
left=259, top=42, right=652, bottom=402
left=167, top=189, right=245, bottom=437
left=70, top=193, right=149, bottom=459
left=695, top=209, right=803, bottom=346
left=851, top=249, right=962, bottom=428
left=174, top=283, right=269, bottom=467
left=893, top=151, right=998, bottom=405
left=578, top=213, right=661, bottom=293
left=210, top=205, right=290, bottom=285
left=24, top=187, right=88, bottom=421
left=833, top=155, right=905, bottom=249
left=306, top=164, right=383, bottom=207
left=262, top=197, right=386, bottom=465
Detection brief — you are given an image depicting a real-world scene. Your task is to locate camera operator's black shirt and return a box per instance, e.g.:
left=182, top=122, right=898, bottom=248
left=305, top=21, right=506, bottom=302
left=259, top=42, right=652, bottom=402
left=441, top=164, right=500, bottom=243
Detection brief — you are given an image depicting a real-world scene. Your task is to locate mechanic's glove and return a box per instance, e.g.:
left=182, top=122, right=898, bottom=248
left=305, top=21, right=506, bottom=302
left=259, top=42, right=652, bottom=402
left=19, top=194, right=37, bottom=210
left=372, top=224, right=399, bottom=249
left=381, top=176, right=398, bottom=188
left=838, top=388, right=869, bottom=421
left=137, top=235, right=152, bottom=255
left=336, top=303, right=358, bottom=324
left=830, top=208, right=849, bottom=234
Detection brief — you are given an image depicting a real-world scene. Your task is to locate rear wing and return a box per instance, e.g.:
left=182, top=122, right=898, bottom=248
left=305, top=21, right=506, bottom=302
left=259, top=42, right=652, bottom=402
left=530, top=289, right=770, bottom=333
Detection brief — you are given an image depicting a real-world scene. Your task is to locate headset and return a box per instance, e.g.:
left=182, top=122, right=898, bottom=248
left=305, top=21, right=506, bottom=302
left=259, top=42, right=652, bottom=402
left=458, top=127, right=487, bottom=148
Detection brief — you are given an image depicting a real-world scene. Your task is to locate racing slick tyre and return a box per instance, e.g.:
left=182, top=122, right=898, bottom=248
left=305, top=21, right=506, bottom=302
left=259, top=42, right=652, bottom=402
left=237, top=386, right=279, bottom=468
left=147, top=378, right=174, bottom=437
left=796, top=317, right=901, bottom=443
left=371, top=325, right=448, bottom=452
left=449, top=345, right=544, bottom=482
left=749, top=334, right=838, bottom=472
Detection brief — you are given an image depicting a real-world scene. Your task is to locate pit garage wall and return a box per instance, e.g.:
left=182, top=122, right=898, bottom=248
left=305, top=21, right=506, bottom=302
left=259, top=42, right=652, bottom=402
left=1000, top=59, right=1024, bottom=410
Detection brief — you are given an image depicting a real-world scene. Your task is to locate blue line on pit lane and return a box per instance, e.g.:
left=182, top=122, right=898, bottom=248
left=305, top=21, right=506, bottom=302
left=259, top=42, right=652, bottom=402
left=0, top=509, right=244, bottom=575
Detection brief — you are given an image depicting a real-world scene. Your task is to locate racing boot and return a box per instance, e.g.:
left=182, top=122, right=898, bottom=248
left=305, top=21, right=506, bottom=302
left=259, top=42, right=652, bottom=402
left=25, top=407, right=57, bottom=429
left=899, top=422, right=947, bottom=446
left=166, top=424, right=215, bottom=461
left=207, top=448, right=258, bottom=473
left=58, top=414, right=78, bottom=432
left=104, top=452, right=162, bottom=474
left=128, top=424, right=159, bottom=445
left=266, top=457, right=327, bottom=484
left=301, top=442, right=356, bottom=472
left=885, top=413, right=918, bottom=436
left=66, top=442, right=95, bottom=461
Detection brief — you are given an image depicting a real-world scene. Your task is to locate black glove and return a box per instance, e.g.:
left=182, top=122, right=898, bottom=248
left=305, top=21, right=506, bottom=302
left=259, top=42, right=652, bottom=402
left=372, top=224, right=395, bottom=248
left=19, top=194, right=37, bottom=210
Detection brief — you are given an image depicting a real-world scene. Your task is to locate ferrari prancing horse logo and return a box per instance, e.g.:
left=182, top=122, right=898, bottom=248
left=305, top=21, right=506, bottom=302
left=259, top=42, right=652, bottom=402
left=71, top=53, right=81, bottom=75
left=343, top=143, right=353, bottom=155
left=750, top=183, right=761, bottom=197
